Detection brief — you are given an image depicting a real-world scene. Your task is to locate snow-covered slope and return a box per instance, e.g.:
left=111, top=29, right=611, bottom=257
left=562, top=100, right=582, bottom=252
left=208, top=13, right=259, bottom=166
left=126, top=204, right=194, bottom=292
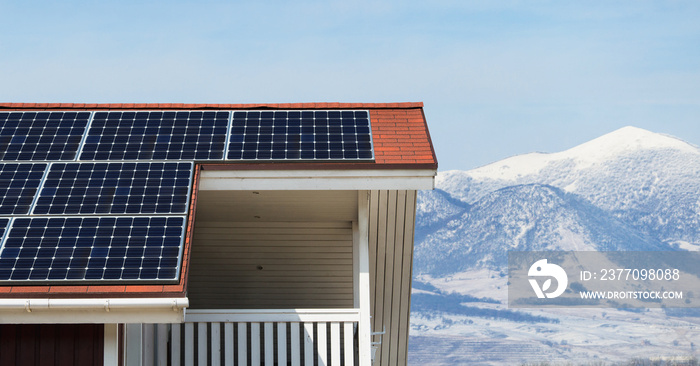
left=414, top=184, right=666, bottom=275
left=415, top=189, right=469, bottom=243
left=416, top=189, right=468, bottom=228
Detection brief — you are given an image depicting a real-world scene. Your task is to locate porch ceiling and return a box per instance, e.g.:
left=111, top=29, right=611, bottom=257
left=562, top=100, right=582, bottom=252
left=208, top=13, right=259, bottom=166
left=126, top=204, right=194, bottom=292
left=189, top=190, right=358, bottom=309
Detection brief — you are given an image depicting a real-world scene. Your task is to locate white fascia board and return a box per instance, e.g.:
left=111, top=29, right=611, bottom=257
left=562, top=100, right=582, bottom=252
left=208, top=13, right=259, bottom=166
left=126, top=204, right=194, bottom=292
left=0, top=298, right=188, bottom=324
left=199, top=169, right=436, bottom=190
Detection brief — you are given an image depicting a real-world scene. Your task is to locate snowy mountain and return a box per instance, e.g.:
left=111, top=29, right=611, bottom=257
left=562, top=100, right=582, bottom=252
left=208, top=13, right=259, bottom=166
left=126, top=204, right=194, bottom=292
left=409, top=127, right=700, bottom=364
left=431, top=126, right=700, bottom=247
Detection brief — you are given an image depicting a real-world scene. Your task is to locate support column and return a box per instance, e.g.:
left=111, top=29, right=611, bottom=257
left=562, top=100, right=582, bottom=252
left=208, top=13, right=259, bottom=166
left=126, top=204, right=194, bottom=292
left=354, top=191, right=372, bottom=366
left=104, top=324, right=119, bottom=366
left=125, top=323, right=143, bottom=366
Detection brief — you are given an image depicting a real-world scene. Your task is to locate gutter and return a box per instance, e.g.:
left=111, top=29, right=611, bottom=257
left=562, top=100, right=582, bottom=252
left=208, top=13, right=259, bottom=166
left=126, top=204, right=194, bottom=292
left=0, top=297, right=189, bottom=312
left=0, top=298, right=189, bottom=324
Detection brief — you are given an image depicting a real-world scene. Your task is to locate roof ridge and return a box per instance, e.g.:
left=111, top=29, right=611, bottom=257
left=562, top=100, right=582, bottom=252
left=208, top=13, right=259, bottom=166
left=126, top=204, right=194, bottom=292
left=0, top=102, right=424, bottom=110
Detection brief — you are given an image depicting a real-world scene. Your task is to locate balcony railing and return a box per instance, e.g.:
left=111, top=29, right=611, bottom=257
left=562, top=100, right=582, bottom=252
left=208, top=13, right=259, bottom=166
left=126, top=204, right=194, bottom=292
left=142, top=309, right=360, bottom=366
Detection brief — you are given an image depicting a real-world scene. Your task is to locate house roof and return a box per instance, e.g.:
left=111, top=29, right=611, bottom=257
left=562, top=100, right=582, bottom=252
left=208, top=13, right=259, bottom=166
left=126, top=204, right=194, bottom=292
left=0, top=102, right=436, bottom=300
left=0, top=102, right=437, bottom=169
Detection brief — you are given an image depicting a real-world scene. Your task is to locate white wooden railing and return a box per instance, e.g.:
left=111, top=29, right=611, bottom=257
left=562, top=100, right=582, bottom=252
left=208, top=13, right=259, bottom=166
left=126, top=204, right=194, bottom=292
left=141, top=309, right=360, bottom=366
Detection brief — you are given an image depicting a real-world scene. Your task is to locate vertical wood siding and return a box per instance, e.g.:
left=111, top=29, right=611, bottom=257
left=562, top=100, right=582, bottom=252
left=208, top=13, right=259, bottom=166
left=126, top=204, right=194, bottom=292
left=0, top=324, right=104, bottom=366
left=189, top=221, right=354, bottom=309
left=368, top=190, right=416, bottom=366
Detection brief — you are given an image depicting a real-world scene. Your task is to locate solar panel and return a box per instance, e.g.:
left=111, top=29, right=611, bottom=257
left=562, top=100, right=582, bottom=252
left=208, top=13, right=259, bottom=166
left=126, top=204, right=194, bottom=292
left=33, top=162, right=192, bottom=215
left=79, top=111, right=229, bottom=160
left=0, top=216, right=185, bottom=282
left=0, top=163, right=47, bottom=215
left=227, top=110, right=374, bottom=160
left=0, top=112, right=91, bottom=161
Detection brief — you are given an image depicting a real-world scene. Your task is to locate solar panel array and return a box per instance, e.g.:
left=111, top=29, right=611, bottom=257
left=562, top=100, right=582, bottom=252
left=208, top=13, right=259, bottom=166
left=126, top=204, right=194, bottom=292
left=0, top=109, right=375, bottom=284
left=80, top=111, right=229, bottom=161
left=33, top=162, right=192, bottom=215
left=0, top=112, right=91, bottom=161
left=0, top=217, right=184, bottom=281
left=228, top=110, right=373, bottom=160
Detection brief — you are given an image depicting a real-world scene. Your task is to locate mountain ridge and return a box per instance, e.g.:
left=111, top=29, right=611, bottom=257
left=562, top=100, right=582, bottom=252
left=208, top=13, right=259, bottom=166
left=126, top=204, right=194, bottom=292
left=445, top=126, right=700, bottom=183
left=429, top=126, right=700, bottom=246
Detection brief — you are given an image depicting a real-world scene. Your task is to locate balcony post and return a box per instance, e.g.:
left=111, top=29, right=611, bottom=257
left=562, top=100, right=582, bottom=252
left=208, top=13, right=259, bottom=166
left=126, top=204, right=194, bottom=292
left=104, top=324, right=119, bottom=366
left=355, top=190, right=372, bottom=366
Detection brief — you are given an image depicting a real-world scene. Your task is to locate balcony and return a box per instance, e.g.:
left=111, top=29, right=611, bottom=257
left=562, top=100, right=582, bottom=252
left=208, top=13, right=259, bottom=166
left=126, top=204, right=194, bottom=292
left=137, top=309, right=359, bottom=365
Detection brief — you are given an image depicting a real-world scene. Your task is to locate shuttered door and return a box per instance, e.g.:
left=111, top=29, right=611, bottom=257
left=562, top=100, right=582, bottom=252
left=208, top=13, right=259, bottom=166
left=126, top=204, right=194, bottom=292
left=0, top=324, right=104, bottom=366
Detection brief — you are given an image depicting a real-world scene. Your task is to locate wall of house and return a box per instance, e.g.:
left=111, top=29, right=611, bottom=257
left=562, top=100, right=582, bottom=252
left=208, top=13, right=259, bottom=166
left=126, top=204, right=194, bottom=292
left=0, top=324, right=104, bottom=366
left=188, top=221, right=354, bottom=309
left=368, top=190, right=417, bottom=366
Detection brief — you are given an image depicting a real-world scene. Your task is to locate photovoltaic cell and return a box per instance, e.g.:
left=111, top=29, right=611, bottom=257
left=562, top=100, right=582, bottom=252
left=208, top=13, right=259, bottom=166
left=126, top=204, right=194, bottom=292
left=0, top=112, right=91, bottom=161
left=33, top=162, right=192, bottom=215
left=0, top=163, right=47, bottom=215
left=227, top=110, right=374, bottom=160
left=79, top=111, right=230, bottom=160
left=0, top=216, right=185, bottom=282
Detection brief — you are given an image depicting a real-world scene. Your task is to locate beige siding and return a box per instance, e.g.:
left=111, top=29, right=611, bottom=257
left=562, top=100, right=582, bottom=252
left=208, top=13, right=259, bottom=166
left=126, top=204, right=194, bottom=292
left=188, top=221, right=354, bottom=309
left=369, top=190, right=417, bottom=366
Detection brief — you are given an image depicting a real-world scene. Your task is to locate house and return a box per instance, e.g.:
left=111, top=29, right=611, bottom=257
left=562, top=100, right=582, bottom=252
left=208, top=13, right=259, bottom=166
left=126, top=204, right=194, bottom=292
left=0, top=102, right=437, bottom=366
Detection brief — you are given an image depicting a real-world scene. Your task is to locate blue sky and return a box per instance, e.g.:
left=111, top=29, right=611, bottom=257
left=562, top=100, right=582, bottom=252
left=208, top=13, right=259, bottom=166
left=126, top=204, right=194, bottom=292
left=2, top=1, right=699, bottom=171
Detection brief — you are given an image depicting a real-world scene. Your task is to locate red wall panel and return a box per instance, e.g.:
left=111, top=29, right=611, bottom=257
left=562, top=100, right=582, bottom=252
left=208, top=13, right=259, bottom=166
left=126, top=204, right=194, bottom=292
left=0, top=324, right=103, bottom=366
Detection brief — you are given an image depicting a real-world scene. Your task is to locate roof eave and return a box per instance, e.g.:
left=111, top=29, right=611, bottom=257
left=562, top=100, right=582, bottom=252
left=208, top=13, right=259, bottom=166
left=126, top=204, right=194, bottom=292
left=199, top=167, right=436, bottom=191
